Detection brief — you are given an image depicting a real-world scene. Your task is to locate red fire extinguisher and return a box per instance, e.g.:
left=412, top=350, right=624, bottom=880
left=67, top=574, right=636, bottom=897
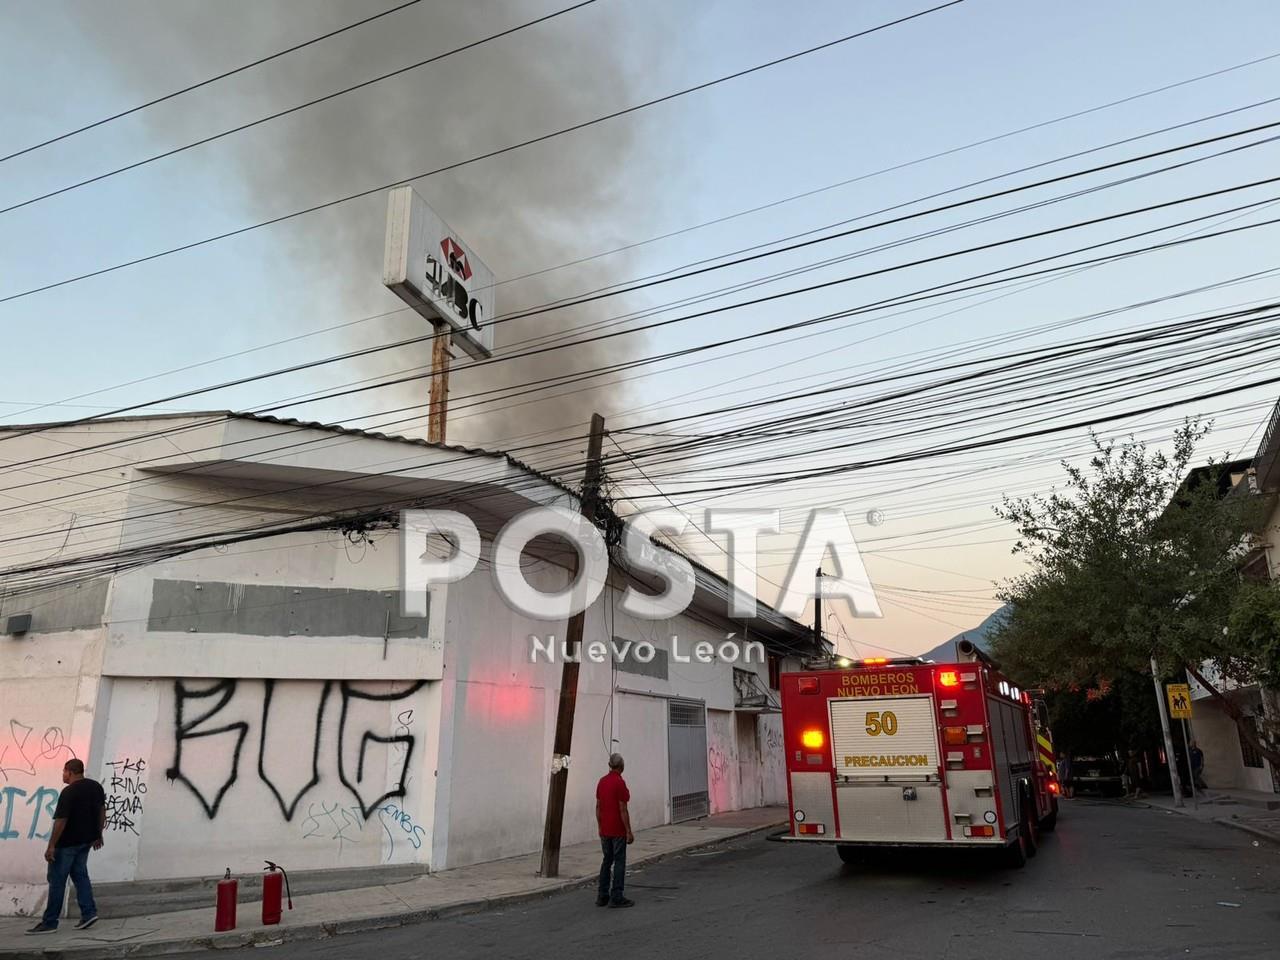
left=262, top=860, right=292, bottom=926
left=214, top=868, right=237, bottom=932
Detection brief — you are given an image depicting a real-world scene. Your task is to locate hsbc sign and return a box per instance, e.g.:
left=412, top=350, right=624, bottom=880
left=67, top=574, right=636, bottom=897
left=382, top=185, right=495, bottom=360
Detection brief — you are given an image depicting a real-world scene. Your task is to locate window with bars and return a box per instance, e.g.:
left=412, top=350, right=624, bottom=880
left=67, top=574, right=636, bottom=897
left=1240, top=715, right=1264, bottom=769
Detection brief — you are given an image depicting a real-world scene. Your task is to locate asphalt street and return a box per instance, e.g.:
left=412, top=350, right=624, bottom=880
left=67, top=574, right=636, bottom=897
left=195, top=800, right=1280, bottom=960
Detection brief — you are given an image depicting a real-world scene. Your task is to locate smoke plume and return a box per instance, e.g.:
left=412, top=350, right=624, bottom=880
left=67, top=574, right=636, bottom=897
left=65, top=0, right=678, bottom=452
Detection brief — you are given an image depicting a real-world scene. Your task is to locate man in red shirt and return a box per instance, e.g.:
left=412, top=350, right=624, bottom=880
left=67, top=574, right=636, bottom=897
left=595, top=753, right=634, bottom=908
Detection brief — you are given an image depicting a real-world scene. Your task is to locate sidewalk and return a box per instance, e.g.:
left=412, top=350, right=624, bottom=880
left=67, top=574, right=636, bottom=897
left=1134, top=788, right=1280, bottom=846
left=0, top=806, right=785, bottom=960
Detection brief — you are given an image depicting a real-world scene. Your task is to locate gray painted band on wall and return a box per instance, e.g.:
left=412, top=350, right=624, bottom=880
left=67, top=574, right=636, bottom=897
left=0, top=577, right=109, bottom=634
left=147, top=579, right=428, bottom=638
left=613, top=637, right=668, bottom=681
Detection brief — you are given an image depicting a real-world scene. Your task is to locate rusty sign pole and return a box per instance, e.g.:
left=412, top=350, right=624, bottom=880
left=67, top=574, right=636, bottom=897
left=1150, top=655, right=1185, bottom=807
left=427, top=322, right=452, bottom=444
left=539, top=413, right=606, bottom=879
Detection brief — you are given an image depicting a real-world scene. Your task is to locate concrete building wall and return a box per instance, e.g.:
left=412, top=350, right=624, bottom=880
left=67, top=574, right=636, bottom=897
left=0, top=522, right=443, bottom=917
left=431, top=539, right=789, bottom=869
left=0, top=627, right=106, bottom=916
left=0, top=418, right=805, bottom=914
left=1192, top=697, right=1276, bottom=793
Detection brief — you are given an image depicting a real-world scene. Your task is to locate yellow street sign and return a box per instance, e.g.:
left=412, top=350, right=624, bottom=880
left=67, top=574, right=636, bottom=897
left=1166, top=683, right=1193, bottom=720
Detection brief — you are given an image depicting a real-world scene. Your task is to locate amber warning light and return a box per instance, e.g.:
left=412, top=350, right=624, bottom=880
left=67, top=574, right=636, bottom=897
left=938, top=670, right=960, bottom=687
left=801, top=729, right=825, bottom=750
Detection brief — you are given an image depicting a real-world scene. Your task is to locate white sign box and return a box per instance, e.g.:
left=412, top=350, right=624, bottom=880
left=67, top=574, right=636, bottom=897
left=382, top=185, right=496, bottom=360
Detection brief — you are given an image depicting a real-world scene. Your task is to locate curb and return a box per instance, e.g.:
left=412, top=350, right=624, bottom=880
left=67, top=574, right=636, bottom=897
left=1116, top=797, right=1280, bottom=849
left=1, top=821, right=784, bottom=960
left=1211, top=817, right=1280, bottom=848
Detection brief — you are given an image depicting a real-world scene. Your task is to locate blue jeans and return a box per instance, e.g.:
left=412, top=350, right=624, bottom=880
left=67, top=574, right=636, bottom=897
left=598, top=836, right=626, bottom=902
left=42, top=843, right=96, bottom=928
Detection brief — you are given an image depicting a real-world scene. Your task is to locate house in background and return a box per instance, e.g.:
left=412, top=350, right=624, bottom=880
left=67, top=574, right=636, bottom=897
left=1183, top=407, right=1280, bottom=795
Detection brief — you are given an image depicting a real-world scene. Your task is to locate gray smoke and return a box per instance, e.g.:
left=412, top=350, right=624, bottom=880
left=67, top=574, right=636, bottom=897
left=64, top=0, right=676, bottom=451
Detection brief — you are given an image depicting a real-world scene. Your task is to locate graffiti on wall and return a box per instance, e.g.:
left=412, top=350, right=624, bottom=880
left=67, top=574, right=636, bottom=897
left=707, top=744, right=730, bottom=788
left=299, top=799, right=426, bottom=861
left=104, top=758, right=147, bottom=835
left=0, top=721, right=76, bottom=783
left=0, top=719, right=75, bottom=843
left=0, top=784, right=59, bottom=842
left=300, top=800, right=367, bottom=855
left=165, top=679, right=427, bottom=823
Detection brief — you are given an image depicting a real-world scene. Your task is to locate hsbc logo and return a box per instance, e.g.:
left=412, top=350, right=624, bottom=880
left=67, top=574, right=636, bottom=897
left=425, top=235, right=482, bottom=331
left=440, top=237, right=472, bottom=282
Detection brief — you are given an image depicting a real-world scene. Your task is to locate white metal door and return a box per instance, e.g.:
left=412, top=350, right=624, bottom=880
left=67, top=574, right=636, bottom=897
left=668, top=699, right=709, bottom=822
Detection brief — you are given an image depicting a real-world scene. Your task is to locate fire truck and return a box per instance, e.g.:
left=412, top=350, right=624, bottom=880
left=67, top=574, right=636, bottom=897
left=779, top=640, right=1060, bottom=867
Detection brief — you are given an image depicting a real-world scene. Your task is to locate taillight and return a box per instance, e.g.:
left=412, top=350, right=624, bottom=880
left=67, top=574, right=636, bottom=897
left=938, top=670, right=959, bottom=687
left=798, top=677, right=819, bottom=695
left=964, top=825, right=995, bottom=838
left=942, top=726, right=967, bottom=746
left=802, top=728, right=825, bottom=749
left=1049, top=780, right=1061, bottom=795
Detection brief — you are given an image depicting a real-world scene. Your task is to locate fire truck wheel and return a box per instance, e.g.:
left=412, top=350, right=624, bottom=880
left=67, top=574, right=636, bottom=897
left=836, top=844, right=864, bottom=866
left=1022, top=794, right=1039, bottom=858
left=1039, top=798, right=1059, bottom=833
left=1003, top=826, right=1028, bottom=868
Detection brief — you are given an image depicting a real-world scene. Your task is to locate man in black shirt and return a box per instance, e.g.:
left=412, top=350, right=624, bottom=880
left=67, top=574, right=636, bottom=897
left=27, top=758, right=106, bottom=934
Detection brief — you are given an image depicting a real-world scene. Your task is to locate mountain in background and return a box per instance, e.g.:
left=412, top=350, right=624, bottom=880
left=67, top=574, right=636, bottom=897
left=921, top=604, right=1011, bottom=662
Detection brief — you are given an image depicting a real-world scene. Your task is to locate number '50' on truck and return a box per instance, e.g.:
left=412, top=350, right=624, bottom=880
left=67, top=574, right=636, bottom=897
left=778, top=640, right=1060, bottom=868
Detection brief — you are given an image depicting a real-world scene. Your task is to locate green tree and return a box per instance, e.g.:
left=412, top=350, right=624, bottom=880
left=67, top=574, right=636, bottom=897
left=991, top=424, right=1280, bottom=767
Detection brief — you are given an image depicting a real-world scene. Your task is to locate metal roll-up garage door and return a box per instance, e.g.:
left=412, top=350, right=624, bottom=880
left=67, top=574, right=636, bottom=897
left=668, top=699, right=709, bottom=822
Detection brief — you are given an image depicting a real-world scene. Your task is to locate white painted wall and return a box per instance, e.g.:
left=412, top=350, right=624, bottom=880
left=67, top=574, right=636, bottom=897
left=0, top=521, right=444, bottom=915
left=93, top=677, right=436, bottom=883
left=0, top=417, right=805, bottom=914
left=432, top=540, right=793, bottom=868
left=0, top=628, right=106, bottom=916
left=1192, top=699, right=1276, bottom=793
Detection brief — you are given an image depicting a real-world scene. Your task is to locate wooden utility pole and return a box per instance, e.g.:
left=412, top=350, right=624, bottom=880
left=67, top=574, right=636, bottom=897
left=539, top=413, right=606, bottom=878
left=427, top=322, right=452, bottom=444
left=813, top=568, right=824, bottom=649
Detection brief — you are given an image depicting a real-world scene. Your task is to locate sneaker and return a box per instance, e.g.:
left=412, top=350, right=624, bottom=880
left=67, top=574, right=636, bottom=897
left=26, top=922, right=57, bottom=934
left=609, top=897, right=635, bottom=908
left=75, top=915, right=99, bottom=930
left=595, top=896, right=609, bottom=907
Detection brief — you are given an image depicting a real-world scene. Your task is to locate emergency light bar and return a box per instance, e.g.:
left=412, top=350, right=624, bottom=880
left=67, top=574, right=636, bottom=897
left=800, top=655, right=930, bottom=670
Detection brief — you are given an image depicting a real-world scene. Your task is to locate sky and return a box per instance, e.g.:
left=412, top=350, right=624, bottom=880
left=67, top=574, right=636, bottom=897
left=3, top=0, right=1280, bottom=655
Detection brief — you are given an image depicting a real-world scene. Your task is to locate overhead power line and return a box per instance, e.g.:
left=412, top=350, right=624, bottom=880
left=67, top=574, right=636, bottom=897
left=0, top=0, right=602, bottom=215
left=13, top=128, right=1274, bottom=456
left=0, top=0, right=427, bottom=164
left=12, top=51, right=1269, bottom=429
left=2, top=193, right=1276, bottom=494
left=0, top=1, right=963, bottom=306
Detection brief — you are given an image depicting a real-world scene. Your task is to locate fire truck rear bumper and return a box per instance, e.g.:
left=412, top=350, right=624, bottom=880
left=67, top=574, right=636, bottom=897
left=776, top=834, right=1006, bottom=848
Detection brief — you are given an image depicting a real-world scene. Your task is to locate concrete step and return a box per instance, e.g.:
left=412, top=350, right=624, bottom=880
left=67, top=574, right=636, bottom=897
left=85, top=864, right=428, bottom=919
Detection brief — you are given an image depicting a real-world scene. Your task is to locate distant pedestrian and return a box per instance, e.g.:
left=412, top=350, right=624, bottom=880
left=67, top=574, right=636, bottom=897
left=1058, top=754, right=1073, bottom=798
left=27, top=759, right=105, bottom=935
left=595, top=753, right=634, bottom=909
left=1190, top=740, right=1206, bottom=790
left=1123, top=749, right=1144, bottom=800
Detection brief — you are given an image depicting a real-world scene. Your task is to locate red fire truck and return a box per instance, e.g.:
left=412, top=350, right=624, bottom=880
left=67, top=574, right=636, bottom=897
left=779, top=640, right=1059, bottom=867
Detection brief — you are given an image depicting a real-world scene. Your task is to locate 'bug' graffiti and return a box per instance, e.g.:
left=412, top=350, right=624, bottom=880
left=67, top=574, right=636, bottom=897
left=164, top=679, right=426, bottom=823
